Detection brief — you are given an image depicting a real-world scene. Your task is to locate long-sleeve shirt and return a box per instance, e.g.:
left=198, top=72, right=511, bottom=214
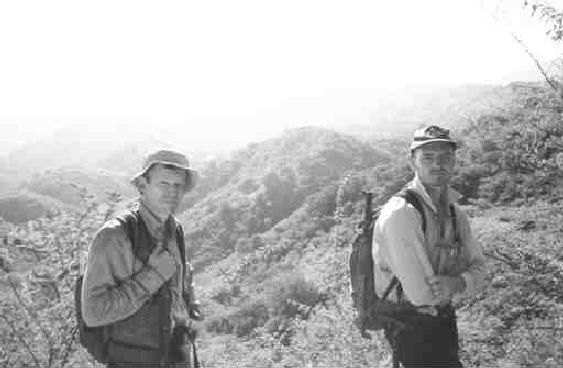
left=81, top=201, right=195, bottom=330
left=372, top=176, right=486, bottom=306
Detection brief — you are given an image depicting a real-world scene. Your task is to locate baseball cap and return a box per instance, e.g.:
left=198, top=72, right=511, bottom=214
left=410, top=125, right=457, bottom=151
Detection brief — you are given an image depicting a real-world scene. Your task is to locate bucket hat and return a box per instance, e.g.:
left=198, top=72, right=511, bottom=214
left=130, top=149, right=199, bottom=192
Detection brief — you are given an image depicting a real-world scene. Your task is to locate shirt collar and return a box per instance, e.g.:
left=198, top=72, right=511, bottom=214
left=407, top=175, right=461, bottom=213
left=137, top=199, right=174, bottom=239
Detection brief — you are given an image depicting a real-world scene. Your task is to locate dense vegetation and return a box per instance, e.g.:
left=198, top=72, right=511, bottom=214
left=1, top=62, right=562, bottom=367
left=452, top=82, right=562, bottom=205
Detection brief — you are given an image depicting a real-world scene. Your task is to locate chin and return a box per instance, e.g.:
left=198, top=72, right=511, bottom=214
left=168, top=205, right=180, bottom=214
left=423, top=179, right=450, bottom=187
left=159, top=205, right=178, bottom=215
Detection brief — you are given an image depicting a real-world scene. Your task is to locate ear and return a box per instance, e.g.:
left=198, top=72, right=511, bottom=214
left=136, top=176, right=149, bottom=195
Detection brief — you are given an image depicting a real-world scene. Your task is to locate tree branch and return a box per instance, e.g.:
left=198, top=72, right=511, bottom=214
left=511, top=32, right=563, bottom=100
left=8, top=277, right=53, bottom=353
left=484, top=251, right=521, bottom=270
left=0, top=315, right=41, bottom=368
left=60, top=325, right=79, bottom=368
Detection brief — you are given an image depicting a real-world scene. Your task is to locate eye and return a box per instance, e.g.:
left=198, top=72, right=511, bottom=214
left=438, top=155, right=454, bottom=164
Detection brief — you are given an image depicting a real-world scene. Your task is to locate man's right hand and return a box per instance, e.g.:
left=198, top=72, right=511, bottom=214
left=148, top=250, right=176, bottom=281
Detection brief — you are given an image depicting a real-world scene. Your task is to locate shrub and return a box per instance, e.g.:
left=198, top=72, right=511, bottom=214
left=1, top=194, right=117, bottom=367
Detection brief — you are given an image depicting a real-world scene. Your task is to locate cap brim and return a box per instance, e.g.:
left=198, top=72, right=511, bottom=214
left=410, top=139, right=457, bottom=151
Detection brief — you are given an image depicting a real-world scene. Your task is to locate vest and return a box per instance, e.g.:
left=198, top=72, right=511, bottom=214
left=108, top=209, right=186, bottom=364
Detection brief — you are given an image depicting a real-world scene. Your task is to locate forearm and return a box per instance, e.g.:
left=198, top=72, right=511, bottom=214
left=459, top=224, right=486, bottom=297
left=456, top=212, right=486, bottom=297
left=459, top=263, right=485, bottom=296
left=451, top=275, right=467, bottom=295
left=83, top=265, right=165, bottom=326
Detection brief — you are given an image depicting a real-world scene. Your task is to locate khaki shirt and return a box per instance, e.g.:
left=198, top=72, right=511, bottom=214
left=81, top=201, right=194, bottom=328
left=372, top=176, right=486, bottom=306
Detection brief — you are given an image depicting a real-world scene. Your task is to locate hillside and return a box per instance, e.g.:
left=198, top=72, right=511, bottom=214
left=452, top=81, right=563, bottom=204
left=3, top=122, right=171, bottom=175
left=179, top=127, right=392, bottom=270
left=194, top=200, right=563, bottom=367
left=1, top=76, right=562, bottom=366
left=0, top=168, right=136, bottom=223
left=0, top=191, right=68, bottom=224
left=22, top=168, right=135, bottom=207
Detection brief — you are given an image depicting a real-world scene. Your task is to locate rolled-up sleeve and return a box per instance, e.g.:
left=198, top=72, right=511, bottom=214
left=81, top=223, right=166, bottom=327
left=457, top=211, right=486, bottom=298
left=377, top=200, right=436, bottom=306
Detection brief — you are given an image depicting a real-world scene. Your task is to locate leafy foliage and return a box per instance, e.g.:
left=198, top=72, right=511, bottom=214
left=525, top=0, right=563, bottom=42
left=1, top=87, right=563, bottom=367
left=452, top=82, right=563, bottom=204
left=1, top=193, right=120, bottom=367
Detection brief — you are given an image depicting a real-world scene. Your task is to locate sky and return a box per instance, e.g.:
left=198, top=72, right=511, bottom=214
left=0, top=0, right=561, bottom=152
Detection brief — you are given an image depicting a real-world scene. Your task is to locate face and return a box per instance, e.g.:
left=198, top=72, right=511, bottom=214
left=138, top=164, right=187, bottom=216
left=410, top=142, right=456, bottom=187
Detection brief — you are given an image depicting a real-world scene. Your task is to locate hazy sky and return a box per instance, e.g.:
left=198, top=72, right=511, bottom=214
left=0, top=0, right=561, bottom=151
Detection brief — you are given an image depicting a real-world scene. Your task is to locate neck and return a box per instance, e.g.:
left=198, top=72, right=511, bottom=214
left=422, top=182, right=449, bottom=210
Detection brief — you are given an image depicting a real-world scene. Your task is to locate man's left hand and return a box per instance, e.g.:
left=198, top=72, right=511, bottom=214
left=189, top=301, right=205, bottom=321
left=427, top=276, right=466, bottom=303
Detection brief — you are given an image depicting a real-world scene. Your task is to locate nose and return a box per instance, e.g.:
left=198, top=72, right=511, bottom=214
left=171, top=184, right=185, bottom=197
left=429, top=158, right=443, bottom=170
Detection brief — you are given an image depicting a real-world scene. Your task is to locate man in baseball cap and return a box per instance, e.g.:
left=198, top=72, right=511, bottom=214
left=372, top=125, right=485, bottom=367
left=80, top=148, right=203, bottom=367
left=409, top=125, right=458, bottom=152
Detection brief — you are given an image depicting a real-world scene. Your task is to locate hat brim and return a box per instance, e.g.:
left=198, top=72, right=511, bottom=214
left=130, top=163, right=199, bottom=192
left=410, top=139, right=457, bottom=151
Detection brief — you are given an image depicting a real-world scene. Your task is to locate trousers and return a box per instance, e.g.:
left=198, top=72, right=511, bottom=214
left=384, top=305, right=463, bottom=368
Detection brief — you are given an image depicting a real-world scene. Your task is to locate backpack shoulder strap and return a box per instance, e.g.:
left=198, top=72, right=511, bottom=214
left=116, top=209, right=153, bottom=264
left=398, top=189, right=427, bottom=234
left=175, top=221, right=186, bottom=273
left=449, top=204, right=460, bottom=243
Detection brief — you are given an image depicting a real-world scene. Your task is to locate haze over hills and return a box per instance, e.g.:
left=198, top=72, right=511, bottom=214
left=1, top=77, right=560, bottom=223
left=1, top=74, right=562, bottom=366
left=1, top=0, right=562, bottom=364
left=0, top=80, right=536, bottom=173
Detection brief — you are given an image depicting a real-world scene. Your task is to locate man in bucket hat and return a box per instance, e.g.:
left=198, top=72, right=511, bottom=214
left=80, top=149, right=203, bottom=367
left=372, top=125, right=486, bottom=367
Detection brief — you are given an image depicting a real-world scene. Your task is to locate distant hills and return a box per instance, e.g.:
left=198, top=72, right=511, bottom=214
left=1, top=74, right=561, bottom=366
left=0, top=191, right=67, bottom=223
left=179, top=127, right=390, bottom=269
left=328, top=81, right=544, bottom=141
left=4, top=122, right=171, bottom=176
left=1, top=78, right=561, bottom=224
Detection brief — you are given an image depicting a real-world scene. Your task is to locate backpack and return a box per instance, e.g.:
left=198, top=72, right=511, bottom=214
left=349, top=188, right=427, bottom=338
left=73, top=210, right=186, bottom=363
